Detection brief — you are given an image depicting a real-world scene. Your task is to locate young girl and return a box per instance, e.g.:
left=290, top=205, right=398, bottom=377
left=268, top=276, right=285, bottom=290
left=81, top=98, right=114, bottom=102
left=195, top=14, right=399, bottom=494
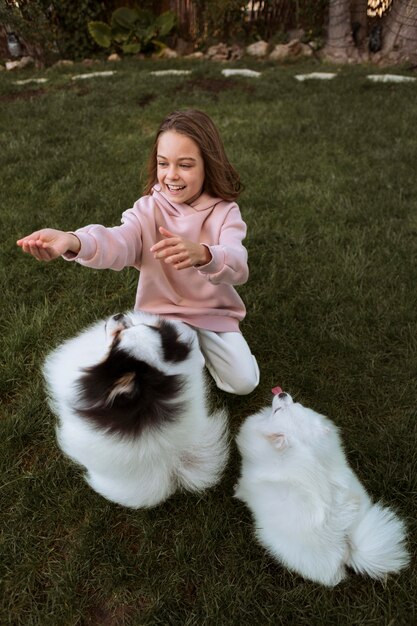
left=17, top=109, right=259, bottom=395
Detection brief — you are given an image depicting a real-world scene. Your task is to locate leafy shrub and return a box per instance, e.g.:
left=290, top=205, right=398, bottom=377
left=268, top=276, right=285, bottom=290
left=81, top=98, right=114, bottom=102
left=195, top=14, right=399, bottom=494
left=51, top=0, right=109, bottom=60
left=88, top=7, right=176, bottom=55
left=0, top=0, right=108, bottom=62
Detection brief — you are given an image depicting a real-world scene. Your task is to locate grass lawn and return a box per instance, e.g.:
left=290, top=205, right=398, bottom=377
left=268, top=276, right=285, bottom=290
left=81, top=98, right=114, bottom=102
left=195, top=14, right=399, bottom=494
left=1, top=56, right=416, bottom=625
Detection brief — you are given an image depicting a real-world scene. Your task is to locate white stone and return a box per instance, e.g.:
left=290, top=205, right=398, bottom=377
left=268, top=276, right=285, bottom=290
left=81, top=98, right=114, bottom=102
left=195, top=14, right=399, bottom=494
left=150, top=70, right=191, bottom=76
left=14, top=78, right=48, bottom=85
left=295, top=72, right=337, bottom=81
left=367, top=74, right=416, bottom=83
left=221, top=69, right=261, bottom=78
left=71, top=71, right=115, bottom=80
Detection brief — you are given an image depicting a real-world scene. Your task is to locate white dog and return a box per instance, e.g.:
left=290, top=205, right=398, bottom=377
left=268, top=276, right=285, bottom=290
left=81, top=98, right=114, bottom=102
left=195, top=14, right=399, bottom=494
left=235, top=388, right=409, bottom=586
left=43, top=311, right=229, bottom=508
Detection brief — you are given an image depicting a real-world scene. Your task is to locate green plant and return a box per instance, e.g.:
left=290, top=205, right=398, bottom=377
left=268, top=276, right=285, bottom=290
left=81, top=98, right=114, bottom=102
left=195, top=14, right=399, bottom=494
left=0, top=0, right=60, bottom=64
left=88, top=7, right=176, bottom=55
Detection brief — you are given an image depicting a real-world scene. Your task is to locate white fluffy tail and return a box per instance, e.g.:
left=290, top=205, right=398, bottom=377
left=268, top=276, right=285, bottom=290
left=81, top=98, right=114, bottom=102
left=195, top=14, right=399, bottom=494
left=176, top=409, right=229, bottom=492
left=347, top=502, right=409, bottom=579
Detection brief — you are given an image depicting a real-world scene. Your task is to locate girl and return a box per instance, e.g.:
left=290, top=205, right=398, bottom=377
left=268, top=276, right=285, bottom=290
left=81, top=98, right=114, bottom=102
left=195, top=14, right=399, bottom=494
left=17, top=109, right=259, bottom=395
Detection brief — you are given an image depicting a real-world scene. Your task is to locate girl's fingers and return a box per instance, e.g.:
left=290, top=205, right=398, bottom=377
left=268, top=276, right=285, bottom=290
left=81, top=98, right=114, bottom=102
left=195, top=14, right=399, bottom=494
left=150, top=238, right=177, bottom=253
left=26, top=239, right=54, bottom=261
left=164, top=251, right=188, bottom=264
left=159, top=226, right=176, bottom=238
left=173, top=259, right=192, bottom=270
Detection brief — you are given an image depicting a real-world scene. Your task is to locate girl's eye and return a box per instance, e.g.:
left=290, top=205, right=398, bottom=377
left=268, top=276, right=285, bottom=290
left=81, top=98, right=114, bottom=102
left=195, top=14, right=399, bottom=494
left=180, top=164, right=192, bottom=169
left=158, top=161, right=168, bottom=167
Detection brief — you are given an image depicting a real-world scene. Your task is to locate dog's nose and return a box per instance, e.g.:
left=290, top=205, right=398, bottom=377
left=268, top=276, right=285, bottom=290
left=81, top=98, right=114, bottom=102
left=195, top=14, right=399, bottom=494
left=278, top=392, right=287, bottom=399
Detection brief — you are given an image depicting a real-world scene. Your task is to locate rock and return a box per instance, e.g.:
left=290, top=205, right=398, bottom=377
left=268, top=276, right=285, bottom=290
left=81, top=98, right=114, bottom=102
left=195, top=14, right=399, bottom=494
left=20, top=57, right=34, bottom=68
left=229, top=43, right=244, bottom=60
left=206, top=42, right=244, bottom=61
left=185, top=51, right=204, bottom=59
left=269, top=39, right=312, bottom=61
left=157, top=47, right=178, bottom=59
left=81, top=58, right=101, bottom=67
left=269, top=44, right=291, bottom=61
left=206, top=43, right=230, bottom=61
left=300, top=43, right=313, bottom=57
left=246, top=40, right=269, bottom=57
left=52, top=59, right=74, bottom=68
left=5, top=56, right=34, bottom=70
left=107, top=53, right=121, bottom=62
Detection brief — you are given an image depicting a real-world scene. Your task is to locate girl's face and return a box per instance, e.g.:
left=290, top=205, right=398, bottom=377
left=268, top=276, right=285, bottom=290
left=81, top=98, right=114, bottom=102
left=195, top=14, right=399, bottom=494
left=157, top=131, right=205, bottom=204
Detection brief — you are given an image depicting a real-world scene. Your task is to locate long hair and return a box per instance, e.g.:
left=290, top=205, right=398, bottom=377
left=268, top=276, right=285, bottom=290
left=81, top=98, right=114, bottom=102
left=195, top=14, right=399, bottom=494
left=143, top=109, right=242, bottom=201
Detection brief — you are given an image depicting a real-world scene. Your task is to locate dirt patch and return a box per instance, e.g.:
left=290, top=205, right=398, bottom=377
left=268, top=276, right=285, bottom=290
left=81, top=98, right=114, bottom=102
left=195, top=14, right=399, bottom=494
left=137, top=93, right=157, bottom=107
left=84, top=596, right=153, bottom=626
left=0, top=87, right=48, bottom=102
left=0, top=83, right=91, bottom=102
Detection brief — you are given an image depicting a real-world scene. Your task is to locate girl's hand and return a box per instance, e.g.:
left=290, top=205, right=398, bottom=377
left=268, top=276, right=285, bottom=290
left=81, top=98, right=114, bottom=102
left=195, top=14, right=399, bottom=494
left=150, top=227, right=211, bottom=270
left=16, top=229, right=80, bottom=261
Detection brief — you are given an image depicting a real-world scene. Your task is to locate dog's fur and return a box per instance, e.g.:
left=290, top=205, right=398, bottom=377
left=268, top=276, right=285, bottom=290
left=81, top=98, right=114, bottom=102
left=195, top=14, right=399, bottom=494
left=43, top=311, right=229, bottom=508
left=235, top=391, right=409, bottom=586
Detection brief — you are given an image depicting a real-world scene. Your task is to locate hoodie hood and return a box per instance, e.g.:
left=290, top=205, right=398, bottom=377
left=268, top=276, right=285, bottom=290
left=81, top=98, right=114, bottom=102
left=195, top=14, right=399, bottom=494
left=152, top=185, right=223, bottom=215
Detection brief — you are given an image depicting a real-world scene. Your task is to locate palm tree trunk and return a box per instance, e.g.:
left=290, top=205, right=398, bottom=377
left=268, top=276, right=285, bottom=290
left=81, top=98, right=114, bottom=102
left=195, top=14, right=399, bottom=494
left=323, top=0, right=360, bottom=62
left=379, top=0, right=417, bottom=63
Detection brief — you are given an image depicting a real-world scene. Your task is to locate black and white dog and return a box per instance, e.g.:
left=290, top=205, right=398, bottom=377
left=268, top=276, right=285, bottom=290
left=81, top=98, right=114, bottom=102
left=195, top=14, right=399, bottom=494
left=43, top=311, right=229, bottom=508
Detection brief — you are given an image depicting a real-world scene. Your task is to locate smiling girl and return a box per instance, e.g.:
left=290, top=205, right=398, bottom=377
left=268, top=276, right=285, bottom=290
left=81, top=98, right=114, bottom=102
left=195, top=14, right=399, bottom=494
left=17, top=109, right=259, bottom=395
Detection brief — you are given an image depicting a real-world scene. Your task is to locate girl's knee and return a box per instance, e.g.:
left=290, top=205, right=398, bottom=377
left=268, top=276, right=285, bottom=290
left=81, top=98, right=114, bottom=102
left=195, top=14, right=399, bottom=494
left=214, top=368, right=259, bottom=395
left=231, top=374, right=259, bottom=395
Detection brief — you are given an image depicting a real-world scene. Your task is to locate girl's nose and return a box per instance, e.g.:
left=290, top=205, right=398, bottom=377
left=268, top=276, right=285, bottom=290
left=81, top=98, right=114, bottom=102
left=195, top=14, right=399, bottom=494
left=167, top=165, right=179, bottom=179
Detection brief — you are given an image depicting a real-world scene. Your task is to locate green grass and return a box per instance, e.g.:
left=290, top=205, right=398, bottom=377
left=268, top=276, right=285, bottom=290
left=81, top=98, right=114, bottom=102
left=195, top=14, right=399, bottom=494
left=1, top=57, right=416, bottom=625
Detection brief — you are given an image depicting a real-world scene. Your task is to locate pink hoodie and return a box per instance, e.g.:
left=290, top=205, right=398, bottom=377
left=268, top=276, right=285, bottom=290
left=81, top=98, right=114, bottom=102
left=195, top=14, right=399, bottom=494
left=65, top=187, right=248, bottom=332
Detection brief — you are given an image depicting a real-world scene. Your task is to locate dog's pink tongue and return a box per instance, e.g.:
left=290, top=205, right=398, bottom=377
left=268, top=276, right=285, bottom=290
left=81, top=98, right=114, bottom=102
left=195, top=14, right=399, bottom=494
left=271, top=386, right=282, bottom=395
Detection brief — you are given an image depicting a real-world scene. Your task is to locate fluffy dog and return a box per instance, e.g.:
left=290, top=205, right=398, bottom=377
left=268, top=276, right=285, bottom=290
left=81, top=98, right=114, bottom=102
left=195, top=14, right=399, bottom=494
left=43, top=311, right=229, bottom=508
left=235, top=389, right=409, bottom=586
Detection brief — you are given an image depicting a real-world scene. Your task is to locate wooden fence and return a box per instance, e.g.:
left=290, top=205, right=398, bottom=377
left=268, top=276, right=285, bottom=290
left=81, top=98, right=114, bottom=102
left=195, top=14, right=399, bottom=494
left=166, top=0, right=329, bottom=40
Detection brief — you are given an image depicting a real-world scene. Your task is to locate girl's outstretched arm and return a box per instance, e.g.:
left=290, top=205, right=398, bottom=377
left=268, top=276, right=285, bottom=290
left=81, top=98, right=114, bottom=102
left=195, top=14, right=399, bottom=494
left=17, top=229, right=81, bottom=261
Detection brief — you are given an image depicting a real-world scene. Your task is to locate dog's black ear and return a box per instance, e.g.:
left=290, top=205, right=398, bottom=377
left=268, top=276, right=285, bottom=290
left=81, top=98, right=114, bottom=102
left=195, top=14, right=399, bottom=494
left=74, top=345, right=186, bottom=436
left=156, top=321, right=192, bottom=363
left=75, top=349, right=142, bottom=415
left=106, top=372, right=138, bottom=405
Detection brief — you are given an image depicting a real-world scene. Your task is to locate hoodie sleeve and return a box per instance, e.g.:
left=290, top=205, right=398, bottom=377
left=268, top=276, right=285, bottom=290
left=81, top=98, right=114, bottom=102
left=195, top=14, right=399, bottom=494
left=63, top=207, right=143, bottom=271
left=196, top=203, right=249, bottom=286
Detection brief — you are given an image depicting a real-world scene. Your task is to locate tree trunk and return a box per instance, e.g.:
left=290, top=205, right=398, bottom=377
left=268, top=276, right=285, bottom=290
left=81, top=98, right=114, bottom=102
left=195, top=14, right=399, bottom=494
left=323, top=0, right=365, bottom=62
left=378, top=0, right=417, bottom=63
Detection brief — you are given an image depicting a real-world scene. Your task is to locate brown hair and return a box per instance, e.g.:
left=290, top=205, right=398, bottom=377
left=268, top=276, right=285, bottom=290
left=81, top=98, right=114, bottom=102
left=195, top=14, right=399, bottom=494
left=143, top=109, right=242, bottom=201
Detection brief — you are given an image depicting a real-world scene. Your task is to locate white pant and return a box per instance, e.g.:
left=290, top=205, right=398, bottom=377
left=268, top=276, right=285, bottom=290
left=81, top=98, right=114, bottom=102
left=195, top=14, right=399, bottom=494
left=196, top=329, right=260, bottom=395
